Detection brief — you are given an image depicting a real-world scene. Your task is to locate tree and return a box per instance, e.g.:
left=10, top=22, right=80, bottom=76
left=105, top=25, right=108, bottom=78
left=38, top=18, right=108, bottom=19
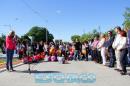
left=0, top=37, right=4, bottom=48
left=26, top=26, right=54, bottom=42
left=80, top=33, right=93, bottom=42
left=20, top=35, right=31, bottom=44
left=0, top=34, right=6, bottom=48
left=71, top=35, right=80, bottom=42
left=92, top=29, right=100, bottom=38
left=123, top=8, right=130, bottom=29
left=80, top=29, right=100, bottom=42
left=71, top=29, right=100, bottom=42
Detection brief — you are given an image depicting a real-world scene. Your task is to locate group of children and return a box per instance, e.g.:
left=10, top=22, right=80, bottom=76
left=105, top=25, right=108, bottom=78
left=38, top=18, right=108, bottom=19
left=18, top=42, right=76, bottom=64
left=18, top=40, right=90, bottom=64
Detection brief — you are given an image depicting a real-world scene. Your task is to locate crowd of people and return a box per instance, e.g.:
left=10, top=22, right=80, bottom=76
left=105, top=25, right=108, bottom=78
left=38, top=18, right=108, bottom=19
left=89, top=26, right=130, bottom=75
left=15, top=39, right=90, bottom=63
left=3, top=26, right=130, bottom=75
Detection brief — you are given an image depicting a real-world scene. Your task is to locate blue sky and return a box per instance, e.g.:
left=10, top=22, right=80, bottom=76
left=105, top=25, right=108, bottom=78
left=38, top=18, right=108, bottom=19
left=0, top=0, right=130, bottom=41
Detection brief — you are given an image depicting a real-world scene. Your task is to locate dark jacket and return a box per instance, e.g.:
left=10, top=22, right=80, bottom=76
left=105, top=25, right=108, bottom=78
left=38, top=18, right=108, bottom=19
left=107, top=36, right=115, bottom=52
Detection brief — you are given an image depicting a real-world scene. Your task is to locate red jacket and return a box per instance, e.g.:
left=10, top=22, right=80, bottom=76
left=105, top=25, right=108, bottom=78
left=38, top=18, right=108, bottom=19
left=6, top=36, right=16, bottom=50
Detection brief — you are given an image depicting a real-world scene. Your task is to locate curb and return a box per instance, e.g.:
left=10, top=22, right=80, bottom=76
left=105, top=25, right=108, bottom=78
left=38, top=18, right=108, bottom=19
left=0, top=63, right=24, bottom=73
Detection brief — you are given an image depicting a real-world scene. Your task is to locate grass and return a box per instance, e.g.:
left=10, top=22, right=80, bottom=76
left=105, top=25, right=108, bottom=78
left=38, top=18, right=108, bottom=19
left=0, top=58, right=22, bottom=68
left=0, top=59, right=5, bottom=64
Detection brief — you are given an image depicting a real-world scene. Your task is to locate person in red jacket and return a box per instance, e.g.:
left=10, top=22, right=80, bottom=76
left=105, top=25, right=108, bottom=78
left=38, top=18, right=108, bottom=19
left=6, top=30, right=16, bottom=72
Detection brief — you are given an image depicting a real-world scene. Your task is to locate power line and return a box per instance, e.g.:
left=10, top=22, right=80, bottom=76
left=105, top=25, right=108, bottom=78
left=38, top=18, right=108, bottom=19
left=21, top=0, right=52, bottom=42
left=0, top=25, right=12, bottom=29
left=21, top=0, right=56, bottom=42
left=21, top=0, right=48, bottom=24
left=20, top=0, right=55, bottom=29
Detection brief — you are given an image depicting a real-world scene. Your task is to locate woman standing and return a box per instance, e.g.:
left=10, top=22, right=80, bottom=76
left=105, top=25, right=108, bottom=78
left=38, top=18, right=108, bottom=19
left=97, top=34, right=107, bottom=66
left=91, top=37, right=99, bottom=62
left=81, top=41, right=89, bottom=61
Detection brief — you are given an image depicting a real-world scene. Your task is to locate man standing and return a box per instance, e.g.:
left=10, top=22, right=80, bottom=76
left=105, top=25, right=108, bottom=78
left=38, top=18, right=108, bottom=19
left=6, top=31, right=16, bottom=72
left=126, top=28, right=130, bottom=66
left=74, top=39, right=81, bottom=61
left=107, top=31, right=115, bottom=67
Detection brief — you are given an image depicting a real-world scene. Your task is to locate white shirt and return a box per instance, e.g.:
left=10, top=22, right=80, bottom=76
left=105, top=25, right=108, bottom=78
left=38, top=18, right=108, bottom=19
left=116, top=37, right=127, bottom=50
left=44, top=44, right=48, bottom=51
left=82, top=44, right=86, bottom=50
left=112, top=34, right=121, bottom=49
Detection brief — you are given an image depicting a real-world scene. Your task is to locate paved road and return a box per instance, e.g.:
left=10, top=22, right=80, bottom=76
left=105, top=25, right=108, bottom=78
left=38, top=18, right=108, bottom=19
left=0, top=61, right=130, bottom=86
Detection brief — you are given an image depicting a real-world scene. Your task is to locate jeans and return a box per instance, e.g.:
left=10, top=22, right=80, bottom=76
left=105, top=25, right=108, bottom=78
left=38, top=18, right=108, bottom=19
left=74, top=50, right=80, bottom=60
left=82, top=54, right=88, bottom=61
left=109, top=49, right=116, bottom=67
left=120, top=49, right=128, bottom=73
left=127, top=47, right=130, bottom=65
left=6, top=49, right=14, bottom=70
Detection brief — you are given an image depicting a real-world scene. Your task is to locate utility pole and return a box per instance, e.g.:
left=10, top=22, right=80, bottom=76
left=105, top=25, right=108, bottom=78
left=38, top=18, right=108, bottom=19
left=83, top=29, right=85, bottom=34
left=46, top=28, right=48, bottom=42
left=98, top=26, right=101, bottom=34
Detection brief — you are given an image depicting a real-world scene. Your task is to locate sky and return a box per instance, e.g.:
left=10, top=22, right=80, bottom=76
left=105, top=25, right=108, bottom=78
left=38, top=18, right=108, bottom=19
left=0, top=0, right=130, bottom=42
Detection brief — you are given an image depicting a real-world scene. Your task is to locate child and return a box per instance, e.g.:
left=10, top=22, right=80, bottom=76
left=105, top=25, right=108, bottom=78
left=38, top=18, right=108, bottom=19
left=57, top=54, right=65, bottom=64
left=18, top=47, right=24, bottom=59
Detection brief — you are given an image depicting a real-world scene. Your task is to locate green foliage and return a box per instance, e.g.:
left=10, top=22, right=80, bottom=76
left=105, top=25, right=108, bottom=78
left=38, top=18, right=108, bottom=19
left=20, top=35, right=31, bottom=43
left=92, top=29, right=100, bottom=38
left=0, top=37, right=4, bottom=47
left=26, top=26, right=54, bottom=42
left=123, top=8, right=130, bottom=29
left=80, top=33, right=93, bottom=42
left=0, top=34, right=6, bottom=47
left=71, top=35, right=80, bottom=42
left=71, top=29, right=100, bottom=42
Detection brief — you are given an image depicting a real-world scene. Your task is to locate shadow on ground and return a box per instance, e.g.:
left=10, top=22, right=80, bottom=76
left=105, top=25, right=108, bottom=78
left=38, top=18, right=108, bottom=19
left=14, top=70, right=61, bottom=74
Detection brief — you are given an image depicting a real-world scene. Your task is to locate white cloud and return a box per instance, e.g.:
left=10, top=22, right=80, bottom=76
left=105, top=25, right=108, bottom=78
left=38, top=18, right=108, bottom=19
left=56, top=10, right=62, bottom=14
